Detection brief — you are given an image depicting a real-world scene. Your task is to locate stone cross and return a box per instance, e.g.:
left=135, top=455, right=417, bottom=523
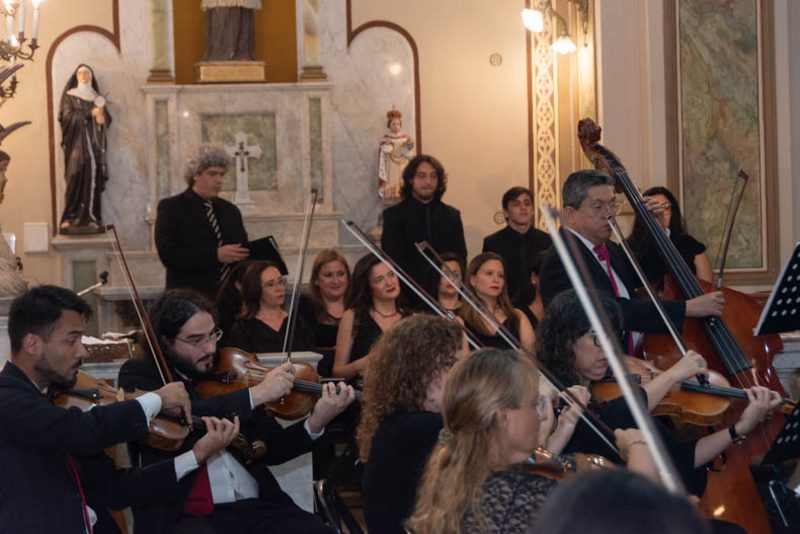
left=225, top=132, right=262, bottom=206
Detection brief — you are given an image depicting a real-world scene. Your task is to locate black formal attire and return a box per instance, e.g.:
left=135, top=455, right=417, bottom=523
left=155, top=188, right=248, bottom=299
left=461, top=315, right=520, bottom=351
left=0, top=362, right=183, bottom=534
left=228, top=316, right=316, bottom=354
left=628, top=231, right=707, bottom=289
left=381, top=196, right=467, bottom=284
left=562, top=389, right=705, bottom=495
left=118, top=357, right=331, bottom=534
left=297, top=296, right=340, bottom=378
left=460, top=468, right=557, bottom=534
left=482, top=225, right=552, bottom=300
left=539, top=229, right=686, bottom=342
left=362, top=411, right=443, bottom=534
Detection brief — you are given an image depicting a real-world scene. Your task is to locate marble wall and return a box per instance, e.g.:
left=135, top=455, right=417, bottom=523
left=319, top=2, right=416, bottom=243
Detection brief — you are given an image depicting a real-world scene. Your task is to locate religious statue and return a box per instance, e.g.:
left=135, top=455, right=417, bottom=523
left=378, top=108, right=415, bottom=202
left=202, top=0, right=261, bottom=61
left=0, top=151, right=28, bottom=298
left=58, top=64, right=110, bottom=235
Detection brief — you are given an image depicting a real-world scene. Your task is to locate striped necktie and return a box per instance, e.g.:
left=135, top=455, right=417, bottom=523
left=204, top=200, right=229, bottom=282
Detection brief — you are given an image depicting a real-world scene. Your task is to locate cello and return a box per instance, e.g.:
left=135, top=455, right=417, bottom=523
left=578, top=118, right=787, bottom=532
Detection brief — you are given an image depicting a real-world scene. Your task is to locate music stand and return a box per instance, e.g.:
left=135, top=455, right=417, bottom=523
left=755, top=242, right=800, bottom=336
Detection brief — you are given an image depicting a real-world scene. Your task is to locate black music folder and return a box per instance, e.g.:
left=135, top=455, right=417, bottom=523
left=244, top=235, right=288, bottom=275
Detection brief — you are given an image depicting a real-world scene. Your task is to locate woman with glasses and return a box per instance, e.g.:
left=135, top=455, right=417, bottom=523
left=228, top=260, right=316, bottom=354
left=332, top=254, right=408, bottom=382
left=627, top=186, right=713, bottom=287
left=458, top=252, right=535, bottom=352
left=536, top=289, right=781, bottom=497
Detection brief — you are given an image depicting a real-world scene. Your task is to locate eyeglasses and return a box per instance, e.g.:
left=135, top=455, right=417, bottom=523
left=175, top=327, right=223, bottom=348
left=582, top=199, right=622, bottom=217
left=262, top=277, right=288, bottom=290
left=587, top=330, right=602, bottom=348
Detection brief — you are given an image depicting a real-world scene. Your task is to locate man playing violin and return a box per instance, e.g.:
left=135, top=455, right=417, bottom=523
left=539, top=169, right=725, bottom=353
left=118, top=288, right=354, bottom=534
left=0, top=285, right=240, bottom=533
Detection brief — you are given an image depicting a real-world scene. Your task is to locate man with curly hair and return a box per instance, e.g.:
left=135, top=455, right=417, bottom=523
left=357, top=313, right=463, bottom=534
left=155, top=144, right=250, bottom=298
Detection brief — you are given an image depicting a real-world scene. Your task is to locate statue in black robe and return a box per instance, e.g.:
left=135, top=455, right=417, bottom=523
left=58, top=64, right=110, bottom=234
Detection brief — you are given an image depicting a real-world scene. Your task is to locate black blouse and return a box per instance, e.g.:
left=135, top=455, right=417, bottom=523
left=227, top=315, right=316, bottom=354
left=297, top=295, right=341, bottom=349
left=629, top=231, right=706, bottom=288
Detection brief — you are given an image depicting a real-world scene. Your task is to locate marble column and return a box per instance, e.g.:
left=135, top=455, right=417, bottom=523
left=297, top=0, right=327, bottom=81
left=148, top=0, right=174, bottom=83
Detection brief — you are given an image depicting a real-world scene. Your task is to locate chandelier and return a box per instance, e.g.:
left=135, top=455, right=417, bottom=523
left=0, top=0, right=42, bottom=100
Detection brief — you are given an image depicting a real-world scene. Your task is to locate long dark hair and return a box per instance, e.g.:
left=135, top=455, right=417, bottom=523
left=346, top=254, right=405, bottom=337
left=511, top=250, right=545, bottom=309
left=627, top=186, right=687, bottom=252
left=400, top=154, right=448, bottom=201
left=239, top=260, right=284, bottom=319
left=419, top=251, right=466, bottom=303
left=535, top=289, right=622, bottom=387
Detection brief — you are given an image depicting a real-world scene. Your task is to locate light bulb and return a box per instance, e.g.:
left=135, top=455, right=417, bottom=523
left=521, top=9, right=544, bottom=33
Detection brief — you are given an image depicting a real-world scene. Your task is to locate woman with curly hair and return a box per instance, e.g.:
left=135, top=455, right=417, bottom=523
left=358, top=314, right=463, bottom=534
left=332, top=254, right=407, bottom=381
left=408, top=348, right=654, bottom=534
left=459, top=252, right=535, bottom=351
left=536, top=289, right=781, bottom=497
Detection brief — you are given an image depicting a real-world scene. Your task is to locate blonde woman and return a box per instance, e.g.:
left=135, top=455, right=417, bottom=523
left=409, top=348, right=654, bottom=534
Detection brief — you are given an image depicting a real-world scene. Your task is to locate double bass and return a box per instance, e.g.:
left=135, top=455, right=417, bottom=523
left=578, top=118, right=787, bottom=532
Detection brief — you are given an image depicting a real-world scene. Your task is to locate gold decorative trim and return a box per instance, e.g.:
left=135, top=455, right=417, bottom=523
left=195, top=61, right=267, bottom=83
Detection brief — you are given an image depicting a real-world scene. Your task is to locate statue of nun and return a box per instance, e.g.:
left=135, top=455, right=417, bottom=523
left=202, top=0, right=261, bottom=61
left=58, top=64, right=110, bottom=234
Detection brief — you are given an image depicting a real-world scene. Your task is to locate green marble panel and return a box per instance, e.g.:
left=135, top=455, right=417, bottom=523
left=155, top=100, right=170, bottom=200
left=201, top=113, right=278, bottom=191
left=679, top=0, right=761, bottom=269
left=309, top=97, right=323, bottom=201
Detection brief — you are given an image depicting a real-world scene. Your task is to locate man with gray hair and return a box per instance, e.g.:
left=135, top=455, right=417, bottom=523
left=155, top=144, right=249, bottom=298
left=539, top=169, right=724, bottom=353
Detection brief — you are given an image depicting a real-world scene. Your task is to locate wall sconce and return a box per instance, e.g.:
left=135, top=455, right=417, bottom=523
left=521, top=0, right=589, bottom=55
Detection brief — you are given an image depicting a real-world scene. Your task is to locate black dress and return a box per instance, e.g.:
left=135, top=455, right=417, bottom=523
left=297, top=296, right=341, bottom=377
left=628, top=231, right=706, bottom=288
left=482, top=225, right=552, bottom=300
left=520, top=305, right=540, bottom=331
left=228, top=315, right=316, bottom=354
left=362, top=411, right=443, bottom=534
left=460, top=467, right=558, bottom=533
left=461, top=315, right=520, bottom=350
left=349, top=313, right=384, bottom=364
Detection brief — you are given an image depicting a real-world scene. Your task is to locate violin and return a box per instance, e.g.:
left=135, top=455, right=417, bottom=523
left=196, top=347, right=360, bottom=420
left=55, top=371, right=267, bottom=461
left=523, top=447, right=613, bottom=481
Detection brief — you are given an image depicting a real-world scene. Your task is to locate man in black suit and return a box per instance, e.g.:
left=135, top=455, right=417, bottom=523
left=381, top=154, right=467, bottom=284
left=539, top=170, right=724, bottom=350
left=156, top=144, right=250, bottom=299
left=482, top=186, right=551, bottom=300
left=119, top=289, right=353, bottom=534
left=0, top=285, right=237, bottom=533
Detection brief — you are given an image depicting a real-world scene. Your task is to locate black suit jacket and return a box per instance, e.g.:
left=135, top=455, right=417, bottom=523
left=118, top=357, right=314, bottom=534
left=482, top=225, right=552, bottom=299
left=539, top=228, right=685, bottom=336
left=155, top=188, right=248, bottom=298
left=381, top=196, right=467, bottom=282
left=0, top=362, right=181, bottom=534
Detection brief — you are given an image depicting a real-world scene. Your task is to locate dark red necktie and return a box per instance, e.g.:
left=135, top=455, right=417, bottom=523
left=66, top=453, right=93, bottom=534
left=593, top=243, right=636, bottom=355
left=182, top=464, right=214, bottom=517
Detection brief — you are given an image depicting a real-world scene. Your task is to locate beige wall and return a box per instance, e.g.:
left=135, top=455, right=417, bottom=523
left=0, top=1, right=116, bottom=286
left=351, top=0, right=531, bottom=257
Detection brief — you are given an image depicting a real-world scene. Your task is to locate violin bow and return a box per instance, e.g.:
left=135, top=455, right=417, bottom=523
left=605, top=217, right=709, bottom=387
left=341, top=220, right=484, bottom=350
left=542, top=205, right=685, bottom=494
left=712, top=170, right=748, bottom=291
left=106, top=224, right=174, bottom=386
left=281, top=188, right=318, bottom=362
left=415, top=241, right=621, bottom=456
